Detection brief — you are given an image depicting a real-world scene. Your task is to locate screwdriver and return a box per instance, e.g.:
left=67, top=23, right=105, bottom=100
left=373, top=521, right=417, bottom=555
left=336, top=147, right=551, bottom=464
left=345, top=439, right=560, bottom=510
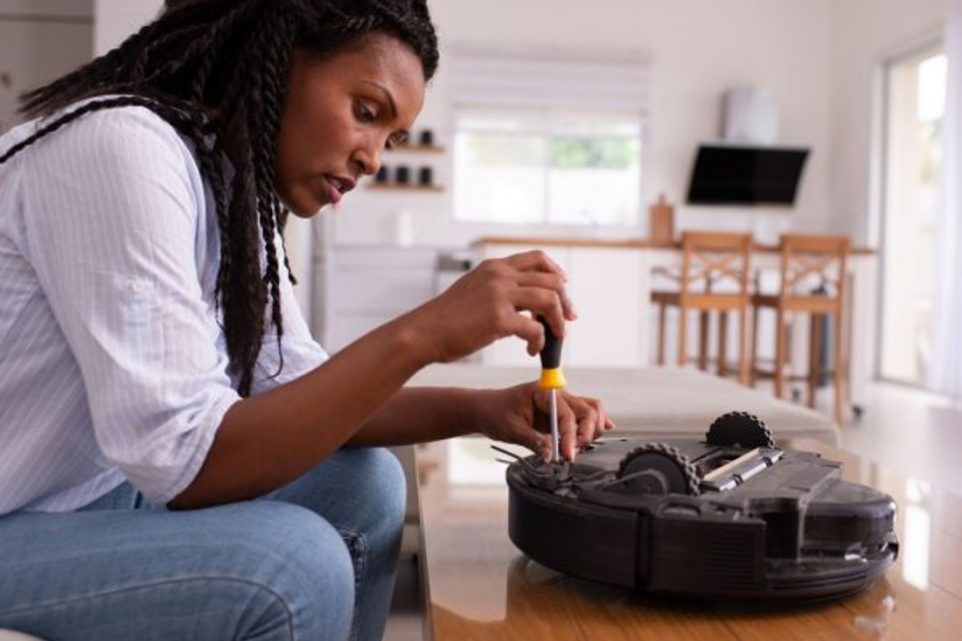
left=538, top=317, right=566, bottom=463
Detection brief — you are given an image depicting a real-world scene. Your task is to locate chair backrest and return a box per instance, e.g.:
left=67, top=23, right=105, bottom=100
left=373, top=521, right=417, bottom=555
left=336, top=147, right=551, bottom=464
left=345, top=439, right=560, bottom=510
left=679, top=231, right=753, bottom=297
left=776, top=233, right=850, bottom=303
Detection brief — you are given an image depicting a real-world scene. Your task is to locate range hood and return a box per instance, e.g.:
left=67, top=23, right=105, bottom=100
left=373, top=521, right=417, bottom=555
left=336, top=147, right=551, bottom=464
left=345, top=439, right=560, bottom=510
left=685, top=143, right=810, bottom=207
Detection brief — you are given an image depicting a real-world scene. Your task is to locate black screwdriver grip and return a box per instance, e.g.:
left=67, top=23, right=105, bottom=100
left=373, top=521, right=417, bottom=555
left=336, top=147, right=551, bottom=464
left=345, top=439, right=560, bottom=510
left=537, top=316, right=563, bottom=370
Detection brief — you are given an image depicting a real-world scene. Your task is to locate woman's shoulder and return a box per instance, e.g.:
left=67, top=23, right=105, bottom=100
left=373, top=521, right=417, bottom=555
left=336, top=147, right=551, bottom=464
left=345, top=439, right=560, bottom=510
left=1, top=97, right=211, bottom=223
left=43, top=97, right=197, bottom=162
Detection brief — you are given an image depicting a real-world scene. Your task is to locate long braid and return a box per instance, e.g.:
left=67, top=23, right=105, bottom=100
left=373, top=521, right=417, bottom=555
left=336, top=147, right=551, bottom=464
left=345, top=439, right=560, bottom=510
left=4, top=0, right=440, bottom=397
left=247, top=10, right=297, bottom=379
left=218, top=105, right=266, bottom=396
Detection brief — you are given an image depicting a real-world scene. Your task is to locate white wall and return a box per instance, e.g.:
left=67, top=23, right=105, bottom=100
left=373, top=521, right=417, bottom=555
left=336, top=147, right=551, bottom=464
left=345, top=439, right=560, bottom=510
left=329, top=0, right=838, bottom=248
left=93, top=0, right=161, bottom=55
left=828, top=0, right=949, bottom=246
left=86, top=1, right=956, bottom=316
left=0, top=1, right=93, bottom=132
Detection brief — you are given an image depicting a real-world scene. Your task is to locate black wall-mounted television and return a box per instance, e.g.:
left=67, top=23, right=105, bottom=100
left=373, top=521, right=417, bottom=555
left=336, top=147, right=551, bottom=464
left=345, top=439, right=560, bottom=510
left=686, top=144, right=810, bottom=206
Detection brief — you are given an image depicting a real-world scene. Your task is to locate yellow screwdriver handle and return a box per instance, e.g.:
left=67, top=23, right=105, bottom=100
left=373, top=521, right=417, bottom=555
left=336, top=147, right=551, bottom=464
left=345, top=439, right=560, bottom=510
left=537, top=317, right=566, bottom=389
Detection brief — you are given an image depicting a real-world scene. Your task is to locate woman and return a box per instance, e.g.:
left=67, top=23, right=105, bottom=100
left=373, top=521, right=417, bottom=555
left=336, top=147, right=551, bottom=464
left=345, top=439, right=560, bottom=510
left=0, top=1, right=612, bottom=639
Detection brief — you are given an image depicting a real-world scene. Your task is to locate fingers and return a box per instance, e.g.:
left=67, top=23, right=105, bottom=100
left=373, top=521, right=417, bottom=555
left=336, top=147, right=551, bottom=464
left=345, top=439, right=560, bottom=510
left=517, top=385, right=616, bottom=463
left=510, top=287, right=567, bottom=345
left=508, top=252, right=575, bottom=318
left=540, top=391, right=591, bottom=462
left=436, top=250, right=575, bottom=364
left=503, top=250, right=576, bottom=325
left=580, top=395, right=616, bottom=433
left=530, top=387, right=576, bottom=461
left=472, top=252, right=576, bottom=351
left=516, top=271, right=577, bottom=322
left=560, top=393, right=616, bottom=458
left=504, top=250, right=567, bottom=279
left=556, top=392, right=579, bottom=462
left=522, top=427, right=551, bottom=459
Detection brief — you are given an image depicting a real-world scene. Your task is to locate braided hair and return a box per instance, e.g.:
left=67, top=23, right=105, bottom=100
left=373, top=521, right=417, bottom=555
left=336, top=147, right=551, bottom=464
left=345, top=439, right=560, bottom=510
left=1, top=0, right=439, bottom=397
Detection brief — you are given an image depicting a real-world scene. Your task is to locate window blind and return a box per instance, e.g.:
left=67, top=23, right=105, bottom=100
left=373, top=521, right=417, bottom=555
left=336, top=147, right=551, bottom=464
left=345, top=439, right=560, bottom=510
left=448, top=49, right=650, bottom=115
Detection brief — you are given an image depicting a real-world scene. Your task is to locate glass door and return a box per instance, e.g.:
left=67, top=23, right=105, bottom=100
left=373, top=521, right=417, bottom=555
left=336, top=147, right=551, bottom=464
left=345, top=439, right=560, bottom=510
left=879, top=46, right=946, bottom=385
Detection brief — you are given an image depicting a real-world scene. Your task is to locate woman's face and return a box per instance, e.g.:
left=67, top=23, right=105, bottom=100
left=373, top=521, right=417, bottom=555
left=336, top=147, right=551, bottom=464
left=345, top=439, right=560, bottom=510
left=276, top=32, right=426, bottom=217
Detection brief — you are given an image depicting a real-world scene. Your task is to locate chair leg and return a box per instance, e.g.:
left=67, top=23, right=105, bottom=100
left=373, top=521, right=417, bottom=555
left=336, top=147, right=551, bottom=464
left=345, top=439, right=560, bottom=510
left=750, top=303, right=760, bottom=387
left=808, top=313, right=822, bottom=409
left=774, top=308, right=786, bottom=399
left=679, top=307, right=688, bottom=367
left=833, top=310, right=845, bottom=425
left=698, top=310, right=710, bottom=370
left=738, top=308, right=749, bottom=386
left=718, top=311, right=729, bottom=377
left=657, top=303, right=667, bottom=366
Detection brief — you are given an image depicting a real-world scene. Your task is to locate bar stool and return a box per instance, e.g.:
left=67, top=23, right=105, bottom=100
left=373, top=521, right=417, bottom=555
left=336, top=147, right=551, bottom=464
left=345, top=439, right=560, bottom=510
left=750, top=234, right=850, bottom=424
left=651, top=231, right=753, bottom=384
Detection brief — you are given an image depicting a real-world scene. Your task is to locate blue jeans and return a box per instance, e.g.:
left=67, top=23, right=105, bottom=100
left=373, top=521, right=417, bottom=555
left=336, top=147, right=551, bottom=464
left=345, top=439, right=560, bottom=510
left=0, top=447, right=406, bottom=641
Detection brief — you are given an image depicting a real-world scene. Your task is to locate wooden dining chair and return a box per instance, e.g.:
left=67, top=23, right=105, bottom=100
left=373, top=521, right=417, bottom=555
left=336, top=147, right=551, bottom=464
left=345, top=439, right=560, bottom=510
left=750, top=233, right=850, bottom=424
left=651, top=231, right=753, bottom=384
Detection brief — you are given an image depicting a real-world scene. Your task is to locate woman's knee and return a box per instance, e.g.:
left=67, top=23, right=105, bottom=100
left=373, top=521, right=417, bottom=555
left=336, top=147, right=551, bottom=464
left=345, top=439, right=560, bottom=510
left=0, top=503, right=355, bottom=641
left=213, top=502, right=355, bottom=640
left=345, top=447, right=406, bottom=526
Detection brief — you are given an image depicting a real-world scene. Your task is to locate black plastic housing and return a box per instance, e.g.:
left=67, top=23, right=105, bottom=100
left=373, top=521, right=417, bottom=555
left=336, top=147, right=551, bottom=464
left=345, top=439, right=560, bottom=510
left=506, top=437, right=897, bottom=600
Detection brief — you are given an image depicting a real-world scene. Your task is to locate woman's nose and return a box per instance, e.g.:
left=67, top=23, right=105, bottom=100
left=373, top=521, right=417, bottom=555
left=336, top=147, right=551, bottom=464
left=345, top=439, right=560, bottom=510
left=353, top=139, right=384, bottom=177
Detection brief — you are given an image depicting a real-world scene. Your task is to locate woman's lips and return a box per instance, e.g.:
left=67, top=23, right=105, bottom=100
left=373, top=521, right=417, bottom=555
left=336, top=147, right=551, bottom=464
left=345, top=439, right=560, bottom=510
left=324, top=176, right=342, bottom=206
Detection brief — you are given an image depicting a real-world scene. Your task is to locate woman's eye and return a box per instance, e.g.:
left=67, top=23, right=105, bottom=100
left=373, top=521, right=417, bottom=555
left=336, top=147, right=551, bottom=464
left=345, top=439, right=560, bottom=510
left=386, top=133, right=408, bottom=150
left=355, top=102, right=377, bottom=124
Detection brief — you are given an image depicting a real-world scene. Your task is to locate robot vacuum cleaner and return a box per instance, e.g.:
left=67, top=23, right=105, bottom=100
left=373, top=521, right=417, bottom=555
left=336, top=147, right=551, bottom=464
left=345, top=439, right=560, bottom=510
left=503, top=412, right=898, bottom=600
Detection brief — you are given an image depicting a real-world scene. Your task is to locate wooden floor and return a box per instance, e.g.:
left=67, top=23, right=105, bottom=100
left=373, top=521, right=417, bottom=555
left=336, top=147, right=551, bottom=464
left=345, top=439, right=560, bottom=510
left=383, top=524, right=424, bottom=641
left=383, top=380, right=962, bottom=641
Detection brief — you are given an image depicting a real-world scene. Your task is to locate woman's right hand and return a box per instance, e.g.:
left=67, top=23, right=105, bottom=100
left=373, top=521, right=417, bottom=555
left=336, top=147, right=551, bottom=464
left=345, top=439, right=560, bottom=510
left=403, top=250, right=577, bottom=364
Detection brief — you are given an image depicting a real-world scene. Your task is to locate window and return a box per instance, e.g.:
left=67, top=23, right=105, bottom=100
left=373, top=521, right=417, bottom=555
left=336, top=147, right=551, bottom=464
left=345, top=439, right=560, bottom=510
left=879, top=46, right=946, bottom=385
left=449, top=51, right=648, bottom=226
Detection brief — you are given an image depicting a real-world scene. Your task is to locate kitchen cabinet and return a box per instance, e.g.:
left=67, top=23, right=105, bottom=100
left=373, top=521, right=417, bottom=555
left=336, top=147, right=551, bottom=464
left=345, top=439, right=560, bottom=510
left=314, top=246, right=443, bottom=353
left=474, top=243, right=647, bottom=367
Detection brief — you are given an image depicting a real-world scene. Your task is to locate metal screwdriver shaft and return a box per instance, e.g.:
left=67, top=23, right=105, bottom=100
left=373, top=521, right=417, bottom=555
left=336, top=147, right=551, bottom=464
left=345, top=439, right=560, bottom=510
left=549, top=385, right=560, bottom=462
left=537, top=317, right=566, bottom=463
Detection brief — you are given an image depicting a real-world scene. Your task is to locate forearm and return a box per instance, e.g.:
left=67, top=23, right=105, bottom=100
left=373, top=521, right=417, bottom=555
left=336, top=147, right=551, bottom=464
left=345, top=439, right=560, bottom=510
left=170, top=249, right=574, bottom=510
left=348, top=386, right=491, bottom=446
left=170, top=315, right=431, bottom=509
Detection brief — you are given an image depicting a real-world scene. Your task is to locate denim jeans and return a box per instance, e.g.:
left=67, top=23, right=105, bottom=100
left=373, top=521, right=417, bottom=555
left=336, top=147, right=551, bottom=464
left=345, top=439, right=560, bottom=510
left=0, top=447, right=406, bottom=641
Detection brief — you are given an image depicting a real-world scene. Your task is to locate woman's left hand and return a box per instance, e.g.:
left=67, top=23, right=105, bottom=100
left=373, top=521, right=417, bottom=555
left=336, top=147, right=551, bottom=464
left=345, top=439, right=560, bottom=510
left=472, top=383, right=615, bottom=461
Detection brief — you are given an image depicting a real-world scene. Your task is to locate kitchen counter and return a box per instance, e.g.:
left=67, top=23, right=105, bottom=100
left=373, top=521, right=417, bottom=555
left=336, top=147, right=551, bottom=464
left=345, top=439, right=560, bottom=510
left=472, top=235, right=876, bottom=255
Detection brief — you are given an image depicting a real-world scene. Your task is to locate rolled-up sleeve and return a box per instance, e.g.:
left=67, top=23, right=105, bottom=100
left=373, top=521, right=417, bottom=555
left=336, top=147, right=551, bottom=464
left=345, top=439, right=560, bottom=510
left=19, top=106, right=240, bottom=505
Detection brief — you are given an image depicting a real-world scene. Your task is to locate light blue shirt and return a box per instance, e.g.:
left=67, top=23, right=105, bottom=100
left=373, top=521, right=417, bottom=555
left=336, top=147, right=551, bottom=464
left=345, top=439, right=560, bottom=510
left=0, top=104, right=328, bottom=514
